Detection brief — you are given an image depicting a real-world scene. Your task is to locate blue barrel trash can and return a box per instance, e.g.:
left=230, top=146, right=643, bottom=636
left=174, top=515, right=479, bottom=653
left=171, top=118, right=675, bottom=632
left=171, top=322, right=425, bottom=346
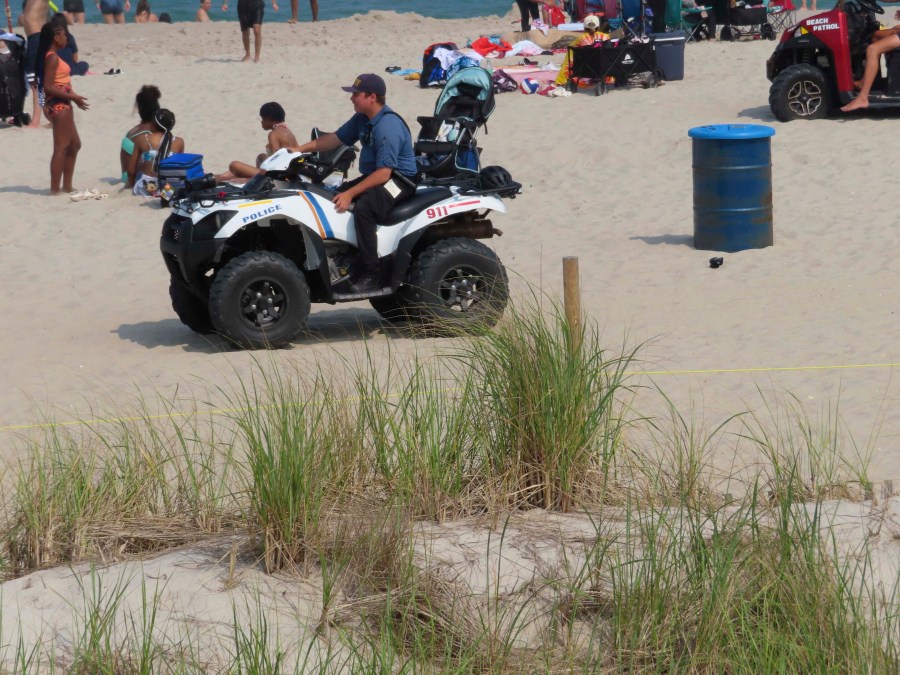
left=688, top=124, right=775, bottom=252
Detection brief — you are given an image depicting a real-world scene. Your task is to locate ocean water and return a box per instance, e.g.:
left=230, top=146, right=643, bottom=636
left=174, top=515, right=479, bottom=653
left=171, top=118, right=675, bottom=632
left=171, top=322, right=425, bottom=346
left=62, top=0, right=514, bottom=24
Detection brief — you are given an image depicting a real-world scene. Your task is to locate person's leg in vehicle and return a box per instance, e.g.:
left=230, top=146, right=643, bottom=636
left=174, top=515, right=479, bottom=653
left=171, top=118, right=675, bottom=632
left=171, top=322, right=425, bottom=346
left=345, top=181, right=416, bottom=290
left=215, top=159, right=262, bottom=183
left=842, top=31, right=900, bottom=111
left=346, top=185, right=399, bottom=288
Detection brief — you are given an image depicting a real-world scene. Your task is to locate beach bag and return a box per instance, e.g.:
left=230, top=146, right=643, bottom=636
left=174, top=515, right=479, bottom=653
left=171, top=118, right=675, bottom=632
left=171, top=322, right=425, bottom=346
left=421, top=42, right=458, bottom=89
left=545, top=4, right=567, bottom=26
left=491, top=69, right=519, bottom=93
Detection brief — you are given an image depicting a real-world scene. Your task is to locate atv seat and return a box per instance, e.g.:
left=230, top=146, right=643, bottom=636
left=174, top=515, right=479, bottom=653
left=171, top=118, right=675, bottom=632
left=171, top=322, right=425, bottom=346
left=887, top=50, right=900, bottom=96
left=381, top=187, right=452, bottom=225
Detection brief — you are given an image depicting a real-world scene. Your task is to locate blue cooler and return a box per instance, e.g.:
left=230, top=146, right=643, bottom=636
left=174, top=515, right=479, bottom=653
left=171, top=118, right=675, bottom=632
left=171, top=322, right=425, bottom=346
left=157, top=153, right=205, bottom=189
left=651, top=33, right=685, bottom=81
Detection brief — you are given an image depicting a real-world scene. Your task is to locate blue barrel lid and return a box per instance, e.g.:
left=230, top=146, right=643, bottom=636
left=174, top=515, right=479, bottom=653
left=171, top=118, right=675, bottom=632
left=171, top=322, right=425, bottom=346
left=688, top=124, right=775, bottom=140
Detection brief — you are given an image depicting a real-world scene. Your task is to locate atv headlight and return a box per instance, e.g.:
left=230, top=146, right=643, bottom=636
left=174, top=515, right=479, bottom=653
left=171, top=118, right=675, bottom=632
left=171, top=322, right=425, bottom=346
left=192, top=211, right=236, bottom=241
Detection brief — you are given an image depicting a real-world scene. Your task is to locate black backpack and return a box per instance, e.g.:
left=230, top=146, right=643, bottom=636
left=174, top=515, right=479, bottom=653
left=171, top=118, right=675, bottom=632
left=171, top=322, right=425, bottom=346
left=420, top=42, right=458, bottom=89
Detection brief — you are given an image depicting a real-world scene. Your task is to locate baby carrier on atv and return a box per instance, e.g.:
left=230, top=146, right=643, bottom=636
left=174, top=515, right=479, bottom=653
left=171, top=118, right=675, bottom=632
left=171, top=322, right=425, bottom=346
left=415, top=67, right=496, bottom=185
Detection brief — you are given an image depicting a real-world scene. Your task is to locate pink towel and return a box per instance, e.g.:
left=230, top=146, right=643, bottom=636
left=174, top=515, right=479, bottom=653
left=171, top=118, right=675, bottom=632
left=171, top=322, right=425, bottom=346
left=502, top=67, right=560, bottom=84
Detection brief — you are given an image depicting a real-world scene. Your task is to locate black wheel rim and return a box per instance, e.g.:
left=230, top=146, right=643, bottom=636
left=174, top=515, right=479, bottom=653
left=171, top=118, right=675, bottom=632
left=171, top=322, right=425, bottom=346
left=438, top=266, right=488, bottom=313
left=787, top=79, right=823, bottom=117
left=238, top=278, right=287, bottom=329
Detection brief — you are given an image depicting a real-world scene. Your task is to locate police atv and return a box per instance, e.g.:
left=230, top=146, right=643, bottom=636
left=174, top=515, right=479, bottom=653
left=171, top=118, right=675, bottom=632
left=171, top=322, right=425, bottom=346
left=159, top=149, right=521, bottom=349
left=766, top=0, right=900, bottom=120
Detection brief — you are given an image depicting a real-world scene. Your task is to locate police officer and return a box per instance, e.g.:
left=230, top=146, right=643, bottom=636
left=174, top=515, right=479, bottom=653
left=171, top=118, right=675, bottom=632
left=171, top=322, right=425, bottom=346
left=290, top=73, right=417, bottom=292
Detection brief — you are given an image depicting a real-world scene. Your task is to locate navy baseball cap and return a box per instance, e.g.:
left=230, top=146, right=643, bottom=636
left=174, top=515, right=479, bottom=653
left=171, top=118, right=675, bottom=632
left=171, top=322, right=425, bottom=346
left=341, top=73, right=386, bottom=97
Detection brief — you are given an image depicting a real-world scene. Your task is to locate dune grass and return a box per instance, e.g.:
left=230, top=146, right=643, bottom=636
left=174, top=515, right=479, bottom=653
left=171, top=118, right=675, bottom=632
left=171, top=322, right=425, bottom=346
left=0, top=298, right=897, bottom=672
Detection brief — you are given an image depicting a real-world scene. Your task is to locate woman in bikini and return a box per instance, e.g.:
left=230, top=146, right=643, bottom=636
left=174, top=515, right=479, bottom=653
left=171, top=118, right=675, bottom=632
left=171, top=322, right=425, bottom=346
left=120, top=85, right=161, bottom=184
left=37, top=21, right=89, bottom=196
left=126, top=108, right=184, bottom=196
left=215, top=101, right=298, bottom=183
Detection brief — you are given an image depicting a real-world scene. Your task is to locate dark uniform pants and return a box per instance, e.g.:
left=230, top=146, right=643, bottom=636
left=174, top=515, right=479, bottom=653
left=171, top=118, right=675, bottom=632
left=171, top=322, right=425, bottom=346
left=339, top=175, right=414, bottom=275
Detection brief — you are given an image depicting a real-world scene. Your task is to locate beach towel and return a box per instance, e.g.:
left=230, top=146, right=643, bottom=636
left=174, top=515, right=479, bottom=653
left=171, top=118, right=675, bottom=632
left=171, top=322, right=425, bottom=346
left=507, top=40, right=546, bottom=57
left=470, top=36, right=514, bottom=58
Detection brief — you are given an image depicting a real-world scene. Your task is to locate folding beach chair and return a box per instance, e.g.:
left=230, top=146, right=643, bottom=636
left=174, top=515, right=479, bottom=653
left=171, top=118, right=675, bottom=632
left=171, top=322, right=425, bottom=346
left=767, top=0, right=797, bottom=34
left=619, top=0, right=653, bottom=37
left=573, top=0, right=615, bottom=19
left=663, top=0, right=717, bottom=40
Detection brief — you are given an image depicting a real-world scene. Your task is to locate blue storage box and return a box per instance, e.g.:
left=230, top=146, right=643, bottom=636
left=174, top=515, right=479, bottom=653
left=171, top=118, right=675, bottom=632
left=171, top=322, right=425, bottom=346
left=157, top=153, right=205, bottom=186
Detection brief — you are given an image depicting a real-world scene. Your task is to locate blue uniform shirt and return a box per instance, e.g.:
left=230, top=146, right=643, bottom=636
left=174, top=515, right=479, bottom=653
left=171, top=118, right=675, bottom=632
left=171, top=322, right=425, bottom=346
left=335, top=105, right=417, bottom=178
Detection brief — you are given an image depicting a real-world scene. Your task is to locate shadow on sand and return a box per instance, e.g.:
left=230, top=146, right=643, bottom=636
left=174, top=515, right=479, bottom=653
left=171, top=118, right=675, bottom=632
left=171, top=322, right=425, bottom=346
left=0, top=184, right=52, bottom=196
left=114, top=308, right=425, bottom=352
left=630, top=233, right=694, bottom=247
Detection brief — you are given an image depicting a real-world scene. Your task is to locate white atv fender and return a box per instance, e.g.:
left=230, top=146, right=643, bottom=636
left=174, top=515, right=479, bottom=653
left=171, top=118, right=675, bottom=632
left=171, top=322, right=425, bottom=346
left=212, top=183, right=506, bottom=259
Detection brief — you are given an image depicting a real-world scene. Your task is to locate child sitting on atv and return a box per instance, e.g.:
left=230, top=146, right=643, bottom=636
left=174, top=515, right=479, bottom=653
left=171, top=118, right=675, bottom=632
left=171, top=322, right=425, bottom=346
left=215, top=101, right=298, bottom=183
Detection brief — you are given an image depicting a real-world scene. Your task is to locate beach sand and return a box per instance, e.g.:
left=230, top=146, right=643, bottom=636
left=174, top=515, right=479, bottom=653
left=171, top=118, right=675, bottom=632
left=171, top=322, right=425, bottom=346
left=0, top=9, right=898, bottom=661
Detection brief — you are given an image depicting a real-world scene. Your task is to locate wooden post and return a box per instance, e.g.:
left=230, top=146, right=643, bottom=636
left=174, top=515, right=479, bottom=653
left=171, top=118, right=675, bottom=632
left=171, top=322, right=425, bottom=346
left=563, top=257, right=582, bottom=355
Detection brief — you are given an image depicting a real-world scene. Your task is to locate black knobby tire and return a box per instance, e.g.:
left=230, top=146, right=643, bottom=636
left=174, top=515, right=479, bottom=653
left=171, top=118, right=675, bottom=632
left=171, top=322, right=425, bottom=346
left=762, top=23, right=776, bottom=40
left=208, top=251, right=311, bottom=349
left=169, top=277, right=214, bottom=334
left=720, top=26, right=737, bottom=41
left=405, top=237, right=509, bottom=333
left=769, top=64, right=832, bottom=122
left=369, top=294, right=418, bottom=323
